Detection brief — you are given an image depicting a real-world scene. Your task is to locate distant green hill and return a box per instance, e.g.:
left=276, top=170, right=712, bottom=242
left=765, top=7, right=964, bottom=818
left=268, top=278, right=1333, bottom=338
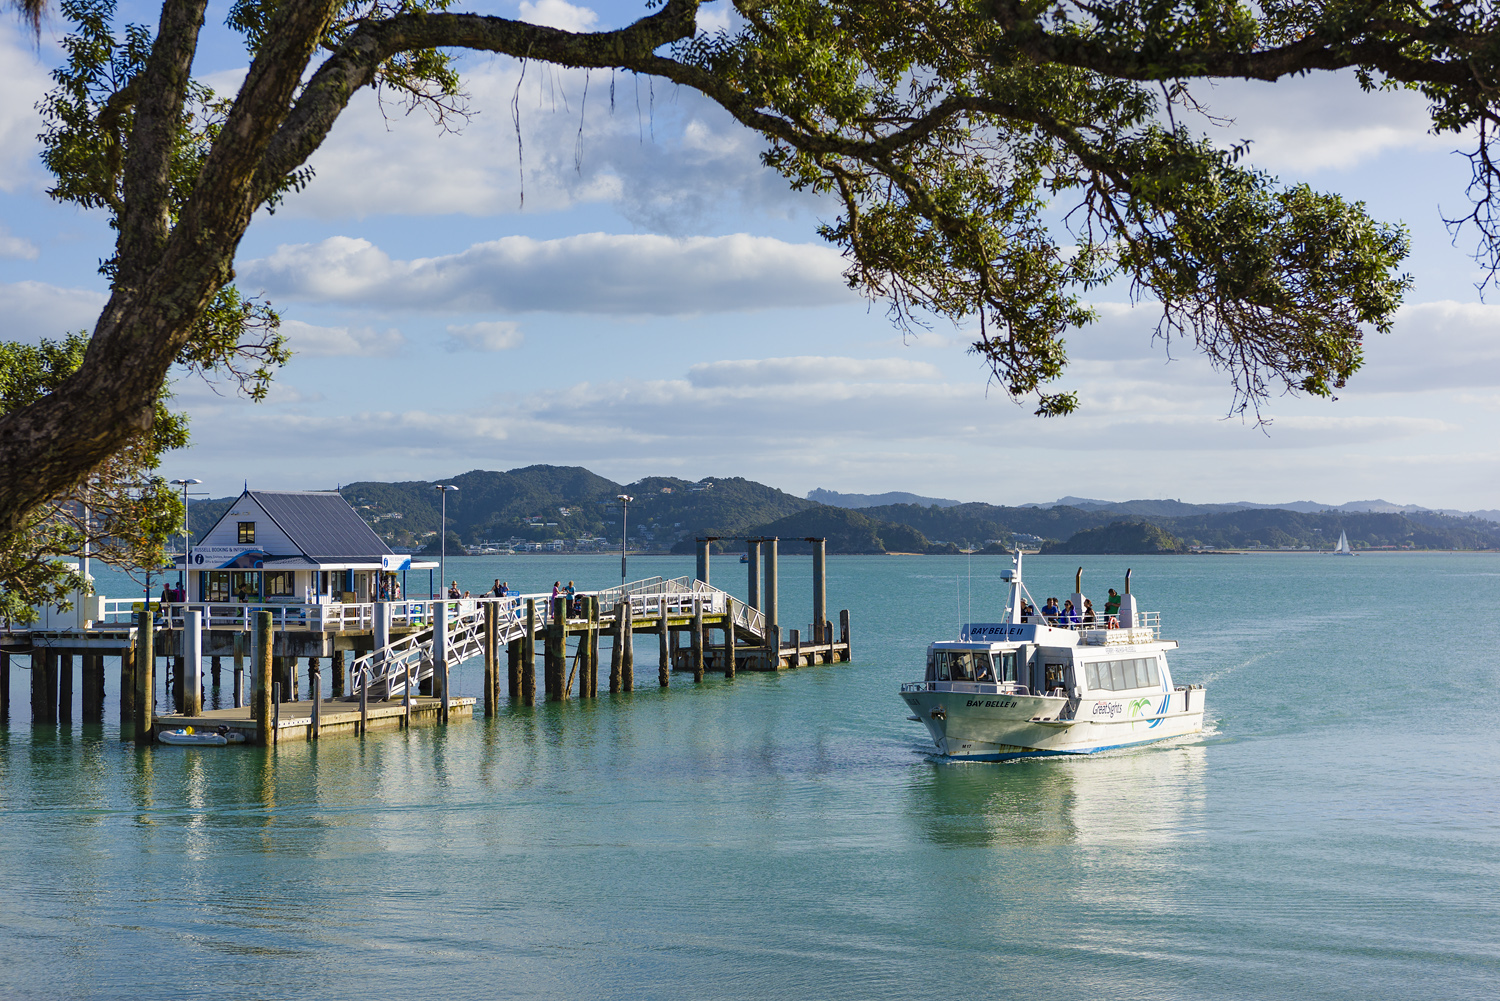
left=1042, top=521, right=1185, bottom=555
left=680, top=505, right=937, bottom=555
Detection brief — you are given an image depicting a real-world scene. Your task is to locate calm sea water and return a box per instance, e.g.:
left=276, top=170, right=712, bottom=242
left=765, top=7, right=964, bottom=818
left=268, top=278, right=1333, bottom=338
left=2, top=553, right=1497, bottom=1000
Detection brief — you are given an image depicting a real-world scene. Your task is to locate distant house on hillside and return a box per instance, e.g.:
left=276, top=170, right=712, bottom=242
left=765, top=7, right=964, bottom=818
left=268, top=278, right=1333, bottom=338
left=176, top=489, right=435, bottom=603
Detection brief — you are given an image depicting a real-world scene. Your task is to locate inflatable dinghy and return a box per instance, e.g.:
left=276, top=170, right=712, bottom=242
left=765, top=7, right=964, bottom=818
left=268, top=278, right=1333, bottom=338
left=157, top=727, right=246, bottom=746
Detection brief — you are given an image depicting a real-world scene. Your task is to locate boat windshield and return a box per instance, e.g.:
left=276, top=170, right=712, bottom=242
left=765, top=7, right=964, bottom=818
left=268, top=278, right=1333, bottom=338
left=927, top=650, right=994, bottom=682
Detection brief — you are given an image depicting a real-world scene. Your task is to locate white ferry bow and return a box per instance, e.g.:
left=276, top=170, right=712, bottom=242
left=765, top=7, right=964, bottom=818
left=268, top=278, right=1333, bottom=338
left=900, top=554, right=1205, bottom=762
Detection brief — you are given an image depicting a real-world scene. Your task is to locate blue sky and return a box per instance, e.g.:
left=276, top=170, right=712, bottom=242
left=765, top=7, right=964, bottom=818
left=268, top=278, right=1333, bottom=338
left=2, top=1, right=1498, bottom=508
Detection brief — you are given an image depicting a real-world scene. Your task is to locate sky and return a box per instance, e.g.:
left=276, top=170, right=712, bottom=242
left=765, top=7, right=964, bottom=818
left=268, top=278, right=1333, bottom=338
left=1, top=1, right=1498, bottom=509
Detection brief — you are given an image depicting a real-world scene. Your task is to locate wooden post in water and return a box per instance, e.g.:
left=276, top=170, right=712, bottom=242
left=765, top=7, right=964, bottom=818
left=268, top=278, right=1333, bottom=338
left=272, top=683, right=280, bottom=745
left=507, top=638, right=521, bottom=700
left=696, top=538, right=711, bottom=586
left=792, top=628, right=802, bottom=668
left=621, top=601, right=634, bottom=692
left=609, top=604, right=623, bottom=694
left=522, top=599, right=537, bottom=705
left=435, top=599, right=450, bottom=722
left=211, top=655, right=221, bottom=690
left=332, top=649, right=345, bottom=700
left=0, top=651, right=9, bottom=723
left=657, top=604, right=670, bottom=687
left=546, top=597, right=565, bottom=702
left=585, top=596, right=600, bottom=697
left=134, top=610, right=154, bottom=745
left=691, top=599, right=705, bottom=683
left=812, top=537, right=827, bottom=645
left=763, top=537, right=780, bottom=669
left=722, top=597, right=736, bottom=678
left=359, top=676, right=368, bottom=735
left=232, top=631, right=245, bottom=708
left=119, top=634, right=136, bottom=735
left=58, top=652, right=73, bottom=723
left=840, top=609, right=852, bottom=661
left=184, top=609, right=203, bottom=717
left=251, top=611, right=272, bottom=747
left=483, top=602, right=497, bottom=717
left=172, top=652, right=185, bottom=714
left=309, top=660, right=321, bottom=740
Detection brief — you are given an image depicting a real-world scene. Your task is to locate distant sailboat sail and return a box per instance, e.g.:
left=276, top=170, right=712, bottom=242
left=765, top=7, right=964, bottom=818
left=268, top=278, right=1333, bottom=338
left=1333, top=530, right=1354, bottom=555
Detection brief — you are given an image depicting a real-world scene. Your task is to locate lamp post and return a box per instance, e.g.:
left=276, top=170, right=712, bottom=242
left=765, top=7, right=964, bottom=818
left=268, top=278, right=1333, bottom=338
left=435, top=484, right=459, bottom=598
left=617, top=494, right=633, bottom=585
left=170, top=477, right=201, bottom=595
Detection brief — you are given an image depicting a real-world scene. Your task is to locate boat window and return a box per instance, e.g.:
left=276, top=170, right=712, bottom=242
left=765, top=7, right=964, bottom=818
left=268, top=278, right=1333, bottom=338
left=950, top=653, right=973, bottom=681
left=1000, top=651, right=1018, bottom=683
left=1085, top=662, right=1100, bottom=691
left=974, top=653, right=995, bottom=682
left=927, top=650, right=990, bottom=682
left=1084, top=658, right=1163, bottom=692
left=1110, top=661, right=1128, bottom=690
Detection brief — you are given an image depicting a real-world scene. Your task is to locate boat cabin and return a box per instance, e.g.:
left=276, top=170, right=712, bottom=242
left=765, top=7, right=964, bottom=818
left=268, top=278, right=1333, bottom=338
left=924, top=633, right=1174, bottom=700
left=176, top=489, right=437, bottom=603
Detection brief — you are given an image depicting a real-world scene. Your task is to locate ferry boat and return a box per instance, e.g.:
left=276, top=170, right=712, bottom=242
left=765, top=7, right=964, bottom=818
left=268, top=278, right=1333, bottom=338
left=900, top=554, right=1205, bottom=762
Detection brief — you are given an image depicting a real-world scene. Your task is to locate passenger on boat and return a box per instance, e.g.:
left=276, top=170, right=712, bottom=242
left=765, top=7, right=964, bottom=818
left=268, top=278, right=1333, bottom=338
left=1021, top=601, right=1036, bottom=623
left=1082, top=598, right=1097, bottom=626
left=1061, top=600, right=1079, bottom=627
left=1041, top=597, right=1060, bottom=624
left=1104, top=588, right=1121, bottom=617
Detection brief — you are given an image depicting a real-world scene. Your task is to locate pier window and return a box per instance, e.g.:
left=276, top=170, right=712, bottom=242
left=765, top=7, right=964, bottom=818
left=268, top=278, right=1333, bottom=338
left=204, top=572, right=231, bottom=602
left=237, top=521, right=255, bottom=544
left=264, top=571, right=294, bottom=597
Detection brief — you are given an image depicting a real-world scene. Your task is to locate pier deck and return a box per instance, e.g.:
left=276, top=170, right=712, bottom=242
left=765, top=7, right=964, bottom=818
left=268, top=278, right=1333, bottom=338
left=155, top=695, right=475, bottom=743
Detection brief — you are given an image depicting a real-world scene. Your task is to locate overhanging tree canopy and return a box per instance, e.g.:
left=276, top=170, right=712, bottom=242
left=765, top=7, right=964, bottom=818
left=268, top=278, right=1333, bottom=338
left=3, top=0, right=1493, bottom=543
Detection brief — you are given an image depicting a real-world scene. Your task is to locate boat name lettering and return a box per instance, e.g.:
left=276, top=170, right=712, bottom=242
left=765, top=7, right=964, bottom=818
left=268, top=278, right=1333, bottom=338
left=966, top=699, right=1018, bottom=708
left=965, top=624, right=1030, bottom=638
left=1092, top=701, right=1124, bottom=718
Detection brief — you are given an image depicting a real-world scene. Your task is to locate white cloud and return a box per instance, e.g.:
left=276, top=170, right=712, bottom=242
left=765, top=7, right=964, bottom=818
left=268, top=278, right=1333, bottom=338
left=444, top=320, right=523, bottom=352
left=517, top=0, right=598, bottom=32
left=0, top=280, right=106, bottom=341
left=0, top=26, right=51, bottom=192
left=241, top=232, right=852, bottom=314
left=0, top=224, right=39, bottom=259
left=696, top=2, right=734, bottom=34
left=281, top=319, right=405, bottom=357
left=688, top=356, right=942, bottom=387
left=1356, top=300, right=1500, bottom=391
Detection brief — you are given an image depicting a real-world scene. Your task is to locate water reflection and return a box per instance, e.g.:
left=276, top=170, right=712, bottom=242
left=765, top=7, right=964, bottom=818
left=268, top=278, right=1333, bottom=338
left=908, top=740, right=1207, bottom=849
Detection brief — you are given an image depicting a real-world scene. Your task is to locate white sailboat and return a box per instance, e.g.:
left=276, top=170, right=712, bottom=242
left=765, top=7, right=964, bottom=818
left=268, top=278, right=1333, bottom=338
left=1332, top=530, right=1355, bottom=555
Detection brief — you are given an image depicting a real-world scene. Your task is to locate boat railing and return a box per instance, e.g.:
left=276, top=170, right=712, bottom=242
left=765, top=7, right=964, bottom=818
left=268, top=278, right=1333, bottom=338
left=1024, top=610, right=1161, bottom=641
left=900, top=680, right=1033, bottom=696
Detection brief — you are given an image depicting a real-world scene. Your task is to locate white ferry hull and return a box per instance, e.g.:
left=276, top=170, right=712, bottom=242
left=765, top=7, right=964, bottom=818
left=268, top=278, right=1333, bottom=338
left=901, top=688, right=1205, bottom=762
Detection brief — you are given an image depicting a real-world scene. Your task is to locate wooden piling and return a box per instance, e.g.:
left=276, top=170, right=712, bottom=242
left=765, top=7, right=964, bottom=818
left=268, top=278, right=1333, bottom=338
left=609, top=604, right=623, bottom=694
left=211, top=655, right=221, bottom=689
left=792, top=628, right=802, bottom=668
left=586, top=596, right=601, bottom=697
left=435, top=600, right=451, bottom=723
left=251, top=611, right=272, bottom=747
left=119, top=635, right=136, bottom=733
left=483, top=602, right=497, bottom=717
left=232, top=631, right=245, bottom=708
left=747, top=539, right=762, bottom=610
left=310, top=660, right=321, bottom=740
left=507, top=638, right=521, bottom=700
left=332, top=649, right=345, bottom=700
left=547, top=597, right=566, bottom=702
left=359, top=677, right=368, bottom=734
left=59, top=652, right=73, bottom=722
left=134, top=610, right=154, bottom=745
left=522, top=599, right=537, bottom=705
left=621, top=601, right=634, bottom=692
left=840, top=609, right=851, bottom=661
left=272, top=683, right=281, bottom=745
left=692, top=600, right=705, bottom=683
left=764, top=537, right=780, bottom=663
left=172, top=654, right=184, bottom=713
left=0, top=651, right=9, bottom=723
left=657, top=605, right=669, bottom=687
left=722, top=597, right=736, bottom=678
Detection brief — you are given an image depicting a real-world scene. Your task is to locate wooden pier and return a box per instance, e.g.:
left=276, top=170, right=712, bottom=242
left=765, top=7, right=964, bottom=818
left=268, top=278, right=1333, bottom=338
left=1, top=535, right=851, bottom=745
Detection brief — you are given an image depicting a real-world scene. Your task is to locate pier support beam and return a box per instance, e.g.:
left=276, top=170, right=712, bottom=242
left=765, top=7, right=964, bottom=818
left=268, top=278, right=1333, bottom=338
left=310, top=660, right=322, bottom=740
left=483, top=602, right=497, bottom=717
left=763, top=537, right=780, bottom=667
left=332, top=649, right=345, bottom=700
left=696, top=538, right=711, bottom=586
left=547, top=597, right=566, bottom=702
left=0, top=651, right=8, bottom=723
left=657, top=606, right=669, bottom=687
left=747, top=539, right=762, bottom=610
left=840, top=609, right=852, bottom=661
left=59, top=652, right=73, bottom=722
left=610, top=604, right=623, bottom=693
left=211, top=655, right=221, bottom=690
left=120, top=637, right=136, bottom=735
left=134, top=610, right=154, bottom=745
left=522, top=599, right=537, bottom=705
left=585, top=597, right=600, bottom=697
left=172, top=654, right=184, bottom=713
left=692, top=600, right=705, bottom=683
left=507, top=638, right=521, bottom=700
left=722, top=597, right=736, bottom=678
left=184, top=609, right=203, bottom=717
left=252, top=611, right=272, bottom=747
left=435, top=600, right=451, bottom=721
left=621, top=601, right=634, bottom=692
left=812, top=537, right=827, bottom=644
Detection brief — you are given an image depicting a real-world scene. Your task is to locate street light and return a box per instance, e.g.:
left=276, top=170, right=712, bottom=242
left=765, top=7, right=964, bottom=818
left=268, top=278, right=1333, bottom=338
left=617, top=494, right=633, bottom=585
left=435, top=484, right=459, bottom=597
left=170, top=477, right=201, bottom=595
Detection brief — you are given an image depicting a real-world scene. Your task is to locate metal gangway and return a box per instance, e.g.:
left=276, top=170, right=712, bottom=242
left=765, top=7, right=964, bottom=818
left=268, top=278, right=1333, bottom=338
left=347, top=577, right=766, bottom=700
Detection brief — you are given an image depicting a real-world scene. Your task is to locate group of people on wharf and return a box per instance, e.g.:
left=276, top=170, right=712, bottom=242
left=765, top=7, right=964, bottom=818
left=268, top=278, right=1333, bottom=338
left=1019, top=588, right=1123, bottom=628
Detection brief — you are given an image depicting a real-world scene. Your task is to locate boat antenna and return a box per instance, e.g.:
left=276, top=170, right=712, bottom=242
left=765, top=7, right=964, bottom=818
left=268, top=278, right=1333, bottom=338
left=967, top=550, right=973, bottom=628
left=956, top=575, right=962, bottom=640
left=1125, top=568, right=1132, bottom=594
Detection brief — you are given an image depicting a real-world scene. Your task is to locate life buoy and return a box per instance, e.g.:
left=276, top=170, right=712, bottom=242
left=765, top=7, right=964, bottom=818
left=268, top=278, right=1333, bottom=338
left=1106, top=615, right=1118, bottom=629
